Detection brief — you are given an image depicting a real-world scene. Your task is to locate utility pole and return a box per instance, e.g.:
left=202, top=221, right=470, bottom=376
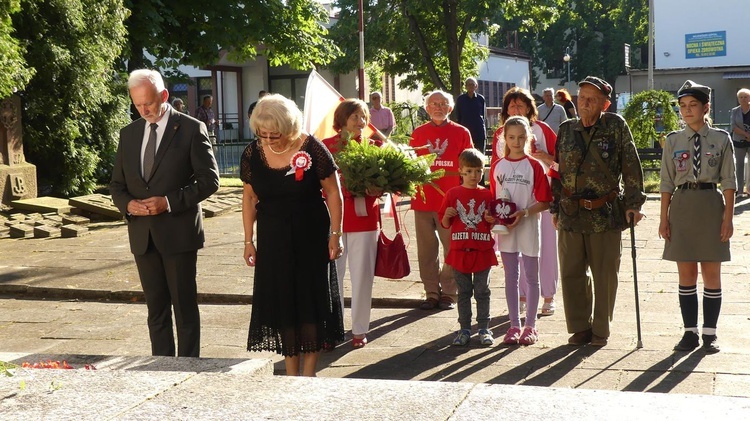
left=648, top=0, right=654, bottom=90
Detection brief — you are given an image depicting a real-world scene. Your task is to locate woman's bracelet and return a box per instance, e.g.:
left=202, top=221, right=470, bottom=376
left=244, top=241, right=253, bottom=245
left=330, top=231, right=342, bottom=236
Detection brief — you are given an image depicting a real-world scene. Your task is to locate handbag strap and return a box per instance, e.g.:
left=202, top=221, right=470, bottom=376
left=378, top=194, right=400, bottom=233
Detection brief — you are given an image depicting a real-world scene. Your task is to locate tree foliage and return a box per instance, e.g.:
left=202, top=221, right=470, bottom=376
left=11, top=0, right=130, bottom=196
left=622, top=90, right=679, bottom=149
left=330, top=0, right=561, bottom=98
left=0, top=0, right=33, bottom=97
left=495, top=0, right=648, bottom=92
left=123, top=0, right=341, bottom=74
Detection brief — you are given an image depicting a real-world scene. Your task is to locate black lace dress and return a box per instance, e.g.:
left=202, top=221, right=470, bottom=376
left=240, top=136, right=344, bottom=356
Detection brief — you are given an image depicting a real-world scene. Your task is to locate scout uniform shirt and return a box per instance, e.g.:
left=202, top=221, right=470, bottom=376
left=551, top=112, right=646, bottom=234
left=659, top=125, right=736, bottom=193
left=438, top=185, right=497, bottom=273
left=410, top=121, right=473, bottom=212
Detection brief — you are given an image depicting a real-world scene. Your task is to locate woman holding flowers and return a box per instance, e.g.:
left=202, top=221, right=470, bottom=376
left=322, top=99, right=384, bottom=349
left=241, top=94, right=344, bottom=376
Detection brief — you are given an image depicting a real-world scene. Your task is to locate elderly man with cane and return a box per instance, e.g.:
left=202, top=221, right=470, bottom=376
left=551, top=76, right=646, bottom=347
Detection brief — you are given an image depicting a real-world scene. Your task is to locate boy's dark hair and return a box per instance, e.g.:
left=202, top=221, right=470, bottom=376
left=459, top=148, right=485, bottom=168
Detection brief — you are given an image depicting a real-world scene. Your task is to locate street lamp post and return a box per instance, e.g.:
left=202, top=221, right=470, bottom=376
left=563, top=47, right=571, bottom=88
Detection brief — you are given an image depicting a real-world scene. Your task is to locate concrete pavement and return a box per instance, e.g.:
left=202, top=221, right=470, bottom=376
left=2, top=188, right=750, bottom=418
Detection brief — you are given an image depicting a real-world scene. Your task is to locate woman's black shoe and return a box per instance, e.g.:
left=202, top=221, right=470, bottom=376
left=673, top=331, right=699, bottom=351
left=702, top=334, right=720, bottom=354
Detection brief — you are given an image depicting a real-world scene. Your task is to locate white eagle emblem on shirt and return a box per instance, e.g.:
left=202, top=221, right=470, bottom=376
left=457, top=198, right=485, bottom=230
left=427, top=138, right=449, bottom=157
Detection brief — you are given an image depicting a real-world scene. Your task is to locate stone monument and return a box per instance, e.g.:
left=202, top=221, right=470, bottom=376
left=0, top=95, right=37, bottom=205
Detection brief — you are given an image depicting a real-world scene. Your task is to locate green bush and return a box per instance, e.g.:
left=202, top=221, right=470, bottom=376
left=622, top=90, right=680, bottom=149
left=12, top=0, right=129, bottom=197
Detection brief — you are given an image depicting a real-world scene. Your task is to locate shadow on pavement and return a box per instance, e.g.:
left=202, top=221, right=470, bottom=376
left=622, top=350, right=706, bottom=393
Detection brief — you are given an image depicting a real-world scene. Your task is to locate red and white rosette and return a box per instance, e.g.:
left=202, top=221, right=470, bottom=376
left=680, top=152, right=689, bottom=161
left=288, top=150, right=312, bottom=181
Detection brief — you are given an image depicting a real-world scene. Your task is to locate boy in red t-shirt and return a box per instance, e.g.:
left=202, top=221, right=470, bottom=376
left=439, top=148, right=498, bottom=346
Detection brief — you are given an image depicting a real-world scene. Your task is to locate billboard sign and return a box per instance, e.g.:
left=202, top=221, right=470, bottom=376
left=685, top=31, right=726, bottom=59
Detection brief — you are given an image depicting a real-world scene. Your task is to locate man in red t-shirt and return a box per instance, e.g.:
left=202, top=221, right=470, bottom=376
left=410, top=90, right=474, bottom=310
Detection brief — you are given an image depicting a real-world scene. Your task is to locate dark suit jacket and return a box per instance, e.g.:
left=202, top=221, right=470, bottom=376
left=110, top=107, right=220, bottom=256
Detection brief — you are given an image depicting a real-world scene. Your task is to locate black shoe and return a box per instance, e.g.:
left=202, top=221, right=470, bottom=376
left=702, top=334, right=720, bottom=354
left=673, top=331, right=699, bottom=351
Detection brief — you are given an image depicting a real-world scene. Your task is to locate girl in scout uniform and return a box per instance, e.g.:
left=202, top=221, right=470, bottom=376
left=658, top=80, right=736, bottom=354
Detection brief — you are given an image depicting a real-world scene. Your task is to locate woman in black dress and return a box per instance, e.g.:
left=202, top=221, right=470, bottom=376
left=241, top=94, right=344, bottom=376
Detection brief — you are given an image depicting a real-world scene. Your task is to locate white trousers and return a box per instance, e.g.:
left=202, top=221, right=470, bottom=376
left=336, top=230, right=379, bottom=336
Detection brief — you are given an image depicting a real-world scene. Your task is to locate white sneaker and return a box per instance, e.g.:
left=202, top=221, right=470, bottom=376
left=541, top=300, right=556, bottom=316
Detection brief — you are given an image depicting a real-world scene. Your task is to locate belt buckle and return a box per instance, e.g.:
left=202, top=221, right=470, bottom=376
left=689, top=182, right=698, bottom=190
left=582, top=199, right=593, bottom=210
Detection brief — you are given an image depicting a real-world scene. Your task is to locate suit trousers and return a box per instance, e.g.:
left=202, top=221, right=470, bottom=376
left=134, top=236, right=200, bottom=357
left=335, top=230, right=378, bottom=336
left=558, top=229, right=621, bottom=338
left=414, top=210, right=456, bottom=301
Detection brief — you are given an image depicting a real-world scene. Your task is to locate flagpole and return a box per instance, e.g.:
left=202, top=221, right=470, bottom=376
left=358, top=0, right=365, bottom=100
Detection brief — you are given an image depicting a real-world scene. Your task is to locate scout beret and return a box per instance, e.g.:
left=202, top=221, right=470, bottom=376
left=677, top=80, right=711, bottom=104
left=578, top=76, right=612, bottom=96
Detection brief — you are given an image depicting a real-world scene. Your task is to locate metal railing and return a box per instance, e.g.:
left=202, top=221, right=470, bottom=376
left=212, top=141, right=250, bottom=176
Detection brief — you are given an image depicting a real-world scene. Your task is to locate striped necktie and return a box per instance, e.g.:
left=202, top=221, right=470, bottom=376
left=692, top=133, right=701, bottom=180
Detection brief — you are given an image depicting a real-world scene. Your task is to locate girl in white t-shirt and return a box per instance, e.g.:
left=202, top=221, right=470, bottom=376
left=493, top=116, right=552, bottom=345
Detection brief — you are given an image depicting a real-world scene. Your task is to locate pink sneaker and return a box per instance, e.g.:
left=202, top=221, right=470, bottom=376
left=503, top=327, right=522, bottom=344
left=519, top=326, right=538, bottom=345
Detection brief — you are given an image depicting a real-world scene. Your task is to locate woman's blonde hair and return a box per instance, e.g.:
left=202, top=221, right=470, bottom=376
left=249, top=94, right=303, bottom=140
left=502, top=115, right=532, bottom=158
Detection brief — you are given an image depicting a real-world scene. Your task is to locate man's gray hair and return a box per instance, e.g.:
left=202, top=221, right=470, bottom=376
left=465, top=77, right=478, bottom=85
left=128, top=69, right=166, bottom=92
left=543, top=87, right=555, bottom=95
left=424, top=90, right=455, bottom=108
left=370, top=91, right=382, bottom=99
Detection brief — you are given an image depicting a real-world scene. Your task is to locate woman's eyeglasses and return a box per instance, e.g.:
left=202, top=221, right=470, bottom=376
left=256, top=131, right=283, bottom=140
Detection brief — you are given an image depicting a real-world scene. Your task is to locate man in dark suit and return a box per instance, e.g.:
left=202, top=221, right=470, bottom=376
left=110, top=69, right=220, bottom=357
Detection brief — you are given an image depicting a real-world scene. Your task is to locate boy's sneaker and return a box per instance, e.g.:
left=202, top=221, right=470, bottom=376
left=478, top=329, right=494, bottom=346
left=502, top=327, right=522, bottom=345
left=519, top=326, right=539, bottom=345
left=519, top=300, right=527, bottom=315
left=452, top=329, right=471, bottom=346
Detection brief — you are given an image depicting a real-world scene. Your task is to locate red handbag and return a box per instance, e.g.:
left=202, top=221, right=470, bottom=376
left=374, top=195, right=411, bottom=279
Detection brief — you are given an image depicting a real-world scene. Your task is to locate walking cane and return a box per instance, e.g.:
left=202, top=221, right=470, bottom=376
left=630, top=217, right=644, bottom=349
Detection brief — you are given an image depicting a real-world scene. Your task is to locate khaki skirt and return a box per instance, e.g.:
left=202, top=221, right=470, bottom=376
left=663, top=188, right=730, bottom=262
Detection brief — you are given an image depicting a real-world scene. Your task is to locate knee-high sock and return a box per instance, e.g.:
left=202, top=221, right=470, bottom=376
left=678, top=285, right=698, bottom=333
left=702, top=288, right=722, bottom=335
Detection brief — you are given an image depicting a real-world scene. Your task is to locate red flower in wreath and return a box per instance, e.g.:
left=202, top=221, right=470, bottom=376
left=290, top=151, right=312, bottom=181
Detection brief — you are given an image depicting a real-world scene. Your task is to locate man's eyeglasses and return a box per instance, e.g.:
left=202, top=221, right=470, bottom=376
left=256, top=131, right=283, bottom=140
left=429, top=102, right=450, bottom=108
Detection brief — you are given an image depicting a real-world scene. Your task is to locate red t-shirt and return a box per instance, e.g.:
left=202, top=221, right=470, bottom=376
left=409, top=121, right=473, bottom=212
left=323, top=134, right=384, bottom=232
left=438, top=185, right=498, bottom=273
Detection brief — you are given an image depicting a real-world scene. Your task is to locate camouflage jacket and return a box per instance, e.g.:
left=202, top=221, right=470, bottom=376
left=551, top=112, right=646, bottom=233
